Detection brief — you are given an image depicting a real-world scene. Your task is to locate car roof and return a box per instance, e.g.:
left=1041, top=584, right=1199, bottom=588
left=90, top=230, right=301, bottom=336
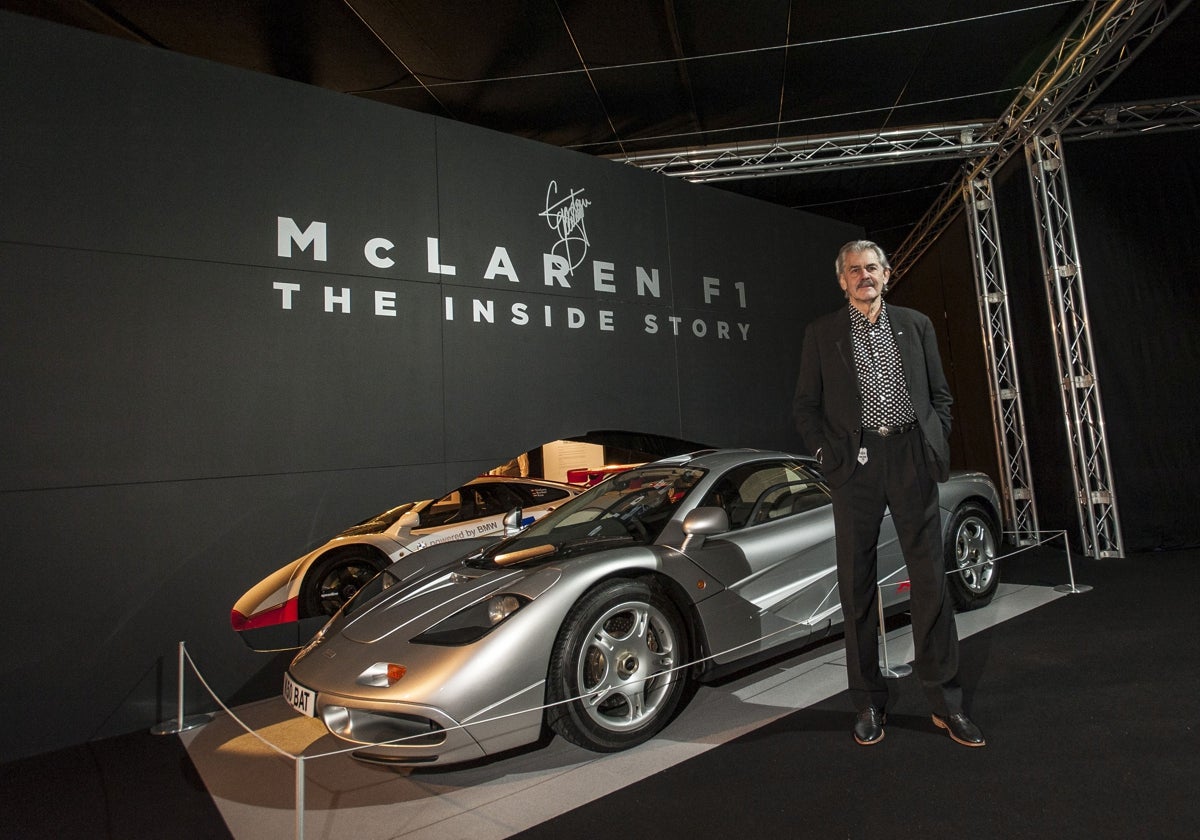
left=467, top=475, right=579, bottom=491
left=650, top=448, right=814, bottom=471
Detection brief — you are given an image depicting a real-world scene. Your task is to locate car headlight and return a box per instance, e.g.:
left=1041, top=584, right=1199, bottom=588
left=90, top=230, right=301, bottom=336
left=356, top=662, right=408, bottom=687
left=411, top=593, right=528, bottom=646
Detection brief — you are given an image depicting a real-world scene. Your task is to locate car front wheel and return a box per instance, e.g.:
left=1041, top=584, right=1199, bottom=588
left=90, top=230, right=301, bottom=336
left=546, top=579, right=690, bottom=752
left=944, top=503, right=1000, bottom=610
left=301, top=549, right=385, bottom=618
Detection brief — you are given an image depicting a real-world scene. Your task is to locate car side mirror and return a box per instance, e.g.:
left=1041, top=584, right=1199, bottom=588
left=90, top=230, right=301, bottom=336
left=680, top=506, right=729, bottom=551
left=398, top=510, right=420, bottom=531
left=503, top=507, right=524, bottom=536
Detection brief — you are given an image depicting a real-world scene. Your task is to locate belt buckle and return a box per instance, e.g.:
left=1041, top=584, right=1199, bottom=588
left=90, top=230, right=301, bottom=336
left=876, top=425, right=892, bottom=437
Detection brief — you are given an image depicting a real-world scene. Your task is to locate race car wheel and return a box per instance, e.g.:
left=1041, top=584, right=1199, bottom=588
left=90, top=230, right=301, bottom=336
left=301, top=550, right=385, bottom=618
left=944, top=502, right=1000, bottom=610
left=547, top=579, right=690, bottom=752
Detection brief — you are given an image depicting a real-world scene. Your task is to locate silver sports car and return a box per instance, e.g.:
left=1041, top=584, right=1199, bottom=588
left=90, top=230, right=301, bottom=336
left=283, top=449, right=1001, bottom=766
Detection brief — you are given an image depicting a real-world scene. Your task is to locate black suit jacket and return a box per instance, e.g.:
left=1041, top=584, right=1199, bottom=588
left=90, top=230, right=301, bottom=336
left=792, top=304, right=953, bottom=488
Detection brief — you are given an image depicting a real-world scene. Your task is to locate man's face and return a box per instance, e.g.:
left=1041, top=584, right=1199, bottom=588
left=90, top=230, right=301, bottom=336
left=839, top=249, right=890, bottom=306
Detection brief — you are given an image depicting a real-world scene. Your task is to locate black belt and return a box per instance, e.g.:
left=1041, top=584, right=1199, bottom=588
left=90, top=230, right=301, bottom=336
left=861, top=422, right=917, bottom=437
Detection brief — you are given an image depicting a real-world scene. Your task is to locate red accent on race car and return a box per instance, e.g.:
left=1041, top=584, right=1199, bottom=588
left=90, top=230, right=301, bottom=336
left=231, top=597, right=300, bottom=632
left=566, top=464, right=640, bottom=486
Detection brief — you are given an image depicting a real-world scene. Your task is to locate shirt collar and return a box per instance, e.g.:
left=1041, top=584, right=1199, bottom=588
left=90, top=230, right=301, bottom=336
left=848, top=301, right=887, bottom=330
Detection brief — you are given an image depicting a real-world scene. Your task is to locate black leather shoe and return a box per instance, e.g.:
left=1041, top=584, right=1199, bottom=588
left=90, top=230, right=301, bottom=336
left=853, top=707, right=886, bottom=745
left=931, top=713, right=986, bottom=747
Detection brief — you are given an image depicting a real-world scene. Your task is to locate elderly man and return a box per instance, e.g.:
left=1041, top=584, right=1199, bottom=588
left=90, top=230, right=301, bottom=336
left=792, top=240, right=984, bottom=748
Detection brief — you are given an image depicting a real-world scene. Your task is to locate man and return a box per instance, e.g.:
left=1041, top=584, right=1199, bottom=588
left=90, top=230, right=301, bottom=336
left=792, top=240, right=985, bottom=748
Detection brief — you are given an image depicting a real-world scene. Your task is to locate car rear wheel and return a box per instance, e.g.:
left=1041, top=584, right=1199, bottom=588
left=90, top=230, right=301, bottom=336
left=546, top=579, right=689, bottom=752
left=301, top=549, right=385, bottom=618
left=944, top=503, right=1000, bottom=610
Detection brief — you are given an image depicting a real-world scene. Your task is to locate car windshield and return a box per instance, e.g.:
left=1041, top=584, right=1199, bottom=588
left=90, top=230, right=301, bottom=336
left=338, top=502, right=419, bottom=537
left=475, top=464, right=706, bottom=564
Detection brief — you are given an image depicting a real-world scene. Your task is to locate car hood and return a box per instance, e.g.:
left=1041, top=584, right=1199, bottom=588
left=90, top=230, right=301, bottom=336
left=338, top=563, right=533, bottom=644
left=323, top=531, right=655, bottom=647
left=323, top=531, right=577, bottom=645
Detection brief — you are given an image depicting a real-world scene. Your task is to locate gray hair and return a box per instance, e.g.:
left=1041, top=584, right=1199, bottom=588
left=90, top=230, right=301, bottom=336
left=835, top=240, right=890, bottom=276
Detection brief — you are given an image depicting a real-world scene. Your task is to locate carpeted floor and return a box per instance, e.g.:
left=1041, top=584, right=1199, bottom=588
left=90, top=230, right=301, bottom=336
left=1, top=726, right=231, bottom=839
left=510, top=547, right=1200, bottom=840
left=2, top=546, right=1195, bottom=839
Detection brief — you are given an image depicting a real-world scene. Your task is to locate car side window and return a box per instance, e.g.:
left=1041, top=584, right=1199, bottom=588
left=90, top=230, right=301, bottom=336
left=746, top=478, right=830, bottom=526
left=700, top=461, right=829, bottom=531
left=421, top=488, right=467, bottom=527
left=421, top=486, right=494, bottom=527
left=473, top=484, right=524, bottom=517
left=516, top=483, right=572, bottom=505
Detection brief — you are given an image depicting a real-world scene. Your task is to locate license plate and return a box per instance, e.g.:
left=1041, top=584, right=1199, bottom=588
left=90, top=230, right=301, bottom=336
left=283, top=672, right=316, bottom=717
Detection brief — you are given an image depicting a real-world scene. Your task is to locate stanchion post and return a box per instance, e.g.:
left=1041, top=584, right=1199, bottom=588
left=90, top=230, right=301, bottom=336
left=877, top=589, right=911, bottom=678
left=150, top=641, right=213, bottom=735
left=1054, top=530, right=1093, bottom=594
left=296, top=755, right=306, bottom=840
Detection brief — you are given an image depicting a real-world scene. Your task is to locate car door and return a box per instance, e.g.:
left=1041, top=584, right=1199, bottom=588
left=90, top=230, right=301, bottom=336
left=684, top=459, right=841, bottom=655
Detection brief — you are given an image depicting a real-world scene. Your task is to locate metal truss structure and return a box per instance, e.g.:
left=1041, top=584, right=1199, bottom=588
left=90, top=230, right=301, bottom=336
left=1061, top=97, right=1200, bottom=138
left=963, top=173, right=1040, bottom=545
left=609, top=123, right=998, bottom=182
left=950, top=0, right=1193, bottom=559
left=891, top=0, right=1191, bottom=279
left=1025, top=133, right=1124, bottom=558
left=616, top=1, right=1196, bottom=556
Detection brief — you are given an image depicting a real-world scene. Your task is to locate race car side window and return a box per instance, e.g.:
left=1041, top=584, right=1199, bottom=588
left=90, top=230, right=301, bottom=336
left=473, top=483, right=525, bottom=517
left=516, top=483, right=573, bottom=505
left=422, top=489, right=466, bottom=527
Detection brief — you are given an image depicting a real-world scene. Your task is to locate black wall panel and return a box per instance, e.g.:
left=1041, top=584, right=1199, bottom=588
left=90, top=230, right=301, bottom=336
left=1, top=12, right=865, bottom=760
left=664, top=179, right=850, bottom=448
left=433, top=119, right=686, bottom=459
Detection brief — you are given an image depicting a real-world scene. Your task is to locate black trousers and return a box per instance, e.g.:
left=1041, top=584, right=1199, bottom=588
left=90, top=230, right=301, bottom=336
left=830, top=427, right=962, bottom=717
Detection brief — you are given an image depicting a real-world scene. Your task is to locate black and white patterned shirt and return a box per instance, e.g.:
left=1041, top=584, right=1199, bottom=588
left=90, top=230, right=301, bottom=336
left=849, top=303, right=917, bottom=428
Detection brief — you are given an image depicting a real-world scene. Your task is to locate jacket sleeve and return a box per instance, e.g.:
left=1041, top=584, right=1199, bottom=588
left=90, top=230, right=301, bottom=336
left=920, top=315, right=953, bottom=440
left=792, top=321, right=834, bottom=463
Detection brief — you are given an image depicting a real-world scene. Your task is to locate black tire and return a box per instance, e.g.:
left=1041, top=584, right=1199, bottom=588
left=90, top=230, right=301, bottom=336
left=944, top=502, right=1000, bottom=610
left=546, top=579, right=690, bottom=752
left=300, top=549, right=386, bottom=618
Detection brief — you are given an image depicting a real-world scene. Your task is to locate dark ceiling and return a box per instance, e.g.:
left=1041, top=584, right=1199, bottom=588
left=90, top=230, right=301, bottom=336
left=6, top=0, right=1198, bottom=258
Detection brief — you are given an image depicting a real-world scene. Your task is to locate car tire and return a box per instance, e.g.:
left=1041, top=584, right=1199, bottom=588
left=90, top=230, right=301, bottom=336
left=546, top=579, right=690, bottom=752
left=944, top=502, right=1000, bottom=610
left=301, top=549, right=385, bottom=618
